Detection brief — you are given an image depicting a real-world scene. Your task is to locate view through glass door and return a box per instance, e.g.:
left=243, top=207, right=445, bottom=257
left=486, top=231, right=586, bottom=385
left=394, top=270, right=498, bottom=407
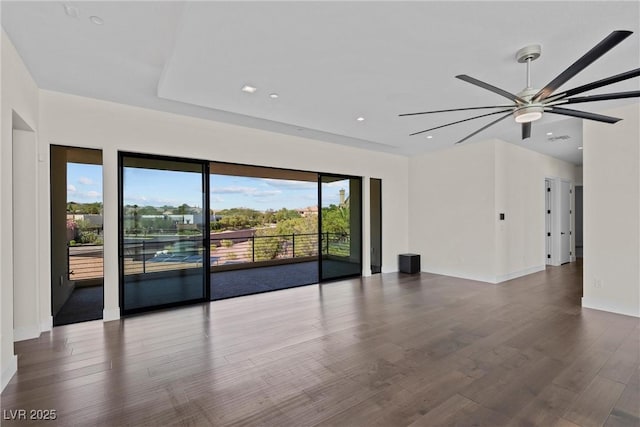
left=120, top=154, right=208, bottom=313
left=319, top=174, right=362, bottom=281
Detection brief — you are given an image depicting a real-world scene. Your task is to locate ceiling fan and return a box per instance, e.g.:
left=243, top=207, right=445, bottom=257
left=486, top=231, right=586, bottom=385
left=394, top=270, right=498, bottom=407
left=400, top=30, right=640, bottom=144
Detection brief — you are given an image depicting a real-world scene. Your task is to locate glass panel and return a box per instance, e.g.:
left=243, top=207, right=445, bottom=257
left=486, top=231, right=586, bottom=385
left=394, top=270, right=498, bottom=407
left=319, top=175, right=362, bottom=281
left=370, top=178, right=382, bottom=274
left=209, top=164, right=319, bottom=300
left=121, top=155, right=206, bottom=312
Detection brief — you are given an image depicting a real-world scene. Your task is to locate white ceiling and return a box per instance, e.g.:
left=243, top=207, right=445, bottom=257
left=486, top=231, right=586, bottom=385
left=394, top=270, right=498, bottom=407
left=2, top=1, right=639, bottom=165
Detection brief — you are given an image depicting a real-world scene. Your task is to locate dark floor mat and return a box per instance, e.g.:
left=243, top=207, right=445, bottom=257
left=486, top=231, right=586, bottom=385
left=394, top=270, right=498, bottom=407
left=54, top=286, right=103, bottom=326
left=211, top=261, right=319, bottom=299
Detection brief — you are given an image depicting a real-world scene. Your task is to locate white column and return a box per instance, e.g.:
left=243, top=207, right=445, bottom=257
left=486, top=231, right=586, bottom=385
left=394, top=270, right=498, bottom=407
left=12, top=129, right=40, bottom=340
left=102, top=147, right=120, bottom=321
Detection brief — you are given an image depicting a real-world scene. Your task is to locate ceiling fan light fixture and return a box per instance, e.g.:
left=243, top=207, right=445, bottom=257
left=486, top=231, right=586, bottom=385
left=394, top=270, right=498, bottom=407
left=514, top=106, right=543, bottom=123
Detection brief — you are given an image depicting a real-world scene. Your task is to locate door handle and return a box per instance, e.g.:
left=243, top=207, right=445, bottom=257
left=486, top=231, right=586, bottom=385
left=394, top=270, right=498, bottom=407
left=561, top=232, right=565, bottom=235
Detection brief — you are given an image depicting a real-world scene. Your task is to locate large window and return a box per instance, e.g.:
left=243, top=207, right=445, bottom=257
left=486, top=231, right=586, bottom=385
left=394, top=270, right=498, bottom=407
left=118, top=154, right=369, bottom=314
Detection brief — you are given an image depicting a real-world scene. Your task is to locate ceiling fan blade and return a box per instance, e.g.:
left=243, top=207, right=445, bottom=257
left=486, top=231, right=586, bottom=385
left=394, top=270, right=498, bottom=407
left=399, top=105, right=514, bottom=116
left=409, top=109, right=512, bottom=136
left=548, top=107, right=621, bottom=123
left=534, top=30, right=633, bottom=101
left=556, top=68, right=640, bottom=99
left=522, top=122, right=531, bottom=140
left=456, top=75, right=527, bottom=103
left=564, top=90, right=640, bottom=105
left=454, top=112, right=513, bottom=144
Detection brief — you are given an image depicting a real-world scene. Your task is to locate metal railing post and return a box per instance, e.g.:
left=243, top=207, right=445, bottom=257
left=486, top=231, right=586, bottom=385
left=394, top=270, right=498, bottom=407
left=67, top=244, right=71, bottom=279
left=292, top=233, right=295, bottom=258
left=252, top=236, right=255, bottom=262
left=326, top=232, right=329, bottom=254
left=142, top=240, right=146, bottom=274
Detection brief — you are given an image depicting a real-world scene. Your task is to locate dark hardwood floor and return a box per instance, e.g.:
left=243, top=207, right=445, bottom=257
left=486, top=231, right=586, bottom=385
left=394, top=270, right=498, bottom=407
left=2, top=260, right=638, bottom=426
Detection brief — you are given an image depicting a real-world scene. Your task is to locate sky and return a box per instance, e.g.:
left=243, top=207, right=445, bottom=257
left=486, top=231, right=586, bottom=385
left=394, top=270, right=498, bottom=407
left=68, top=163, right=348, bottom=210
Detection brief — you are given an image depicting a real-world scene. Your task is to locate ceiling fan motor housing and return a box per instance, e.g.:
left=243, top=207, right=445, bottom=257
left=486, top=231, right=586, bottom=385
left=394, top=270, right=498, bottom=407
left=516, top=44, right=542, bottom=63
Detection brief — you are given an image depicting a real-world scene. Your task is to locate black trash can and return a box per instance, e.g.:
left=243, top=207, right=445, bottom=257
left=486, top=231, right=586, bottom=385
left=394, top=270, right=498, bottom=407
left=399, top=253, right=420, bottom=274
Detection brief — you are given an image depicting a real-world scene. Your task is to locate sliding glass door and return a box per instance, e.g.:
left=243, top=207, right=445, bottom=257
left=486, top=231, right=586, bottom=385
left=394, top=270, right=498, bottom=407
left=120, top=154, right=208, bottom=313
left=319, top=174, right=362, bottom=281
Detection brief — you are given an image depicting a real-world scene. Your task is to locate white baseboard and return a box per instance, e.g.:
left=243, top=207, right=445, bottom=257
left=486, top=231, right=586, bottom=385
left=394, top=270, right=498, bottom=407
left=582, top=297, right=640, bottom=318
left=495, top=265, right=546, bottom=284
left=13, top=324, right=41, bottom=342
left=40, top=316, right=53, bottom=333
left=103, top=308, right=120, bottom=322
left=1, top=355, right=18, bottom=392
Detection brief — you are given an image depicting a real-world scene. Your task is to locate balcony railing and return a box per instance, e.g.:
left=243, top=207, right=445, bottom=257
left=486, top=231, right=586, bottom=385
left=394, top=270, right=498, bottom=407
left=110, top=232, right=350, bottom=276
left=68, top=244, right=104, bottom=281
left=69, top=232, right=352, bottom=280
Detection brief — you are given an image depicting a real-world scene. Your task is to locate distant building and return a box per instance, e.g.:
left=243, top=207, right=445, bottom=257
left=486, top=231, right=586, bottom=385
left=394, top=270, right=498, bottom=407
left=297, top=206, right=318, bottom=217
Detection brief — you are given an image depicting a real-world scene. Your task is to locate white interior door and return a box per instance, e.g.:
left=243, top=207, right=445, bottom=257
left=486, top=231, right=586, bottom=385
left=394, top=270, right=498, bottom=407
left=560, top=181, right=571, bottom=264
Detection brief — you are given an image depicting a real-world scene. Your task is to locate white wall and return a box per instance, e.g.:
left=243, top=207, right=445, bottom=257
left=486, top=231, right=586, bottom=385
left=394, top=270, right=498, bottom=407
left=38, top=89, right=410, bottom=320
left=409, top=138, right=576, bottom=284
left=1, top=30, right=40, bottom=390
left=494, top=140, right=577, bottom=280
left=583, top=103, right=639, bottom=317
left=408, top=139, right=497, bottom=283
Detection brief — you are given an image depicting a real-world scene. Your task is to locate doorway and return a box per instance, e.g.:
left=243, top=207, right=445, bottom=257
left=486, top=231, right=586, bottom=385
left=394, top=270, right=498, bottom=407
left=575, top=186, right=583, bottom=258
left=545, top=178, right=572, bottom=266
left=50, top=146, right=104, bottom=326
left=559, top=180, right=571, bottom=264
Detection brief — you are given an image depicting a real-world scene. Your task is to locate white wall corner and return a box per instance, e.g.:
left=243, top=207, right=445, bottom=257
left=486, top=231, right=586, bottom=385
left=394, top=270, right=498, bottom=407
left=495, top=265, right=546, bottom=284
left=582, top=297, right=640, bottom=319
left=40, top=316, right=53, bottom=332
left=1, top=354, right=18, bottom=392
left=13, top=324, right=41, bottom=342
left=103, top=308, right=120, bottom=322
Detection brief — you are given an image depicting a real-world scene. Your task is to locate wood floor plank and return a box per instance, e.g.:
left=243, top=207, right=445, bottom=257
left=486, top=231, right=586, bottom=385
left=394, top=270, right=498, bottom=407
left=604, top=382, right=640, bottom=427
left=2, top=260, right=639, bottom=426
left=564, top=375, right=626, bottom=427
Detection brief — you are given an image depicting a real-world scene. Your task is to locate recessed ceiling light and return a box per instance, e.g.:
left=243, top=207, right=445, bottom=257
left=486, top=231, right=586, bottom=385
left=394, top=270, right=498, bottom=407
left=426, top=135, right=433, bottom=139
left=241, top=85, right=257, bottom=94
left=356, top=117, right=365, bottom=122
left=269, top=93, right=279, bottom=99
left=63, top=4, right=80, bottom=18
left=89, top=15, right=104, bottom=25
left=546, top=132, right=553, bottom=136
left=578, top=146, right=583, bottom=150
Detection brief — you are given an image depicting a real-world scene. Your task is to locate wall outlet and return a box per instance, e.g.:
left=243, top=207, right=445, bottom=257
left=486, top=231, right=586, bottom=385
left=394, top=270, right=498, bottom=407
left=594, top=279, right=602, bottom=289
